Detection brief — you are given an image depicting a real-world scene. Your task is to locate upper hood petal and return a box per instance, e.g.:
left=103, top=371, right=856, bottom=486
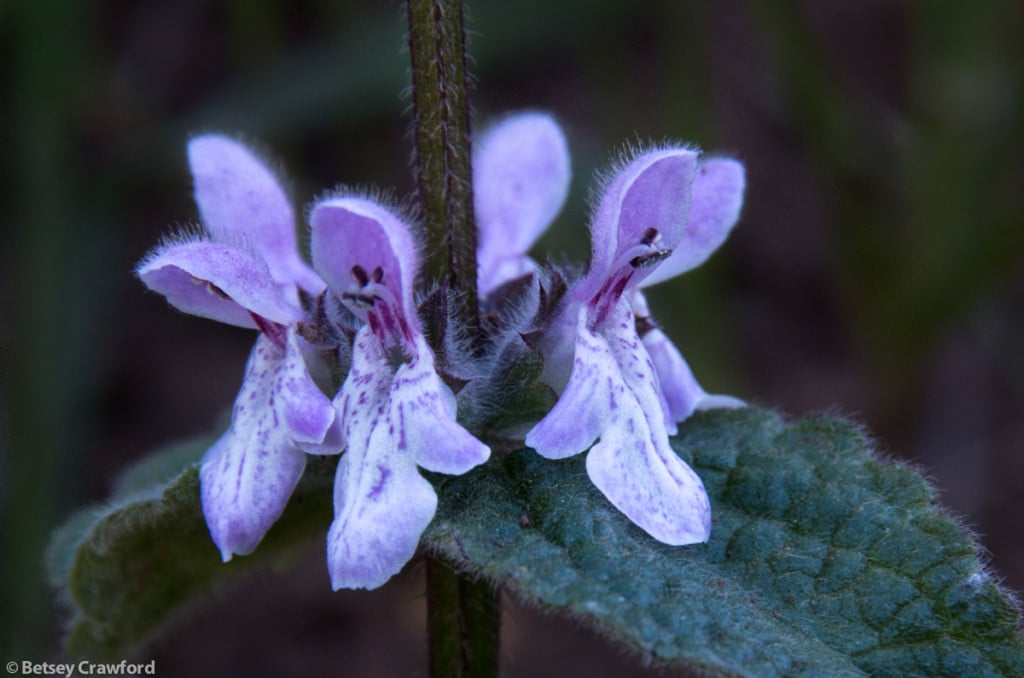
left=310, top=196, right=420, bottom=325
left=582, top=146, right=699, bottom=298
left=640, top=157, right=745, bottom=287
left=474, top=112, right=570, bottom=296
left=137, top=238, right=303, bottom=327
left=188, top=134, right=324, bottom=295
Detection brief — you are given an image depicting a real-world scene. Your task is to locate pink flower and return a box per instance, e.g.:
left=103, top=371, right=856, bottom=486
left=525, top=145, right=746, bottom=545
left=137, top=136, right=336, bottom=560
left=310, top=197, right=490, bottom=590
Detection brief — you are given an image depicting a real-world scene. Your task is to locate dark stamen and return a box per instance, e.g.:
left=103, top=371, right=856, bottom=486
left=630, top=249, right=671, bottom=269
left=371, top=266, right=384, bottom=283
left=635, top=314, right=657, bottom=338
left=351, top=264, right=370, bottom=286
left=342, top=291, right=378, bottom=307
left=640, top=227, right=659, bottom=246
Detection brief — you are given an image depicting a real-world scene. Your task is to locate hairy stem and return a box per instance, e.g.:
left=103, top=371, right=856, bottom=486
left=408, top=1, right=498, bottom=673
left=406, top=0, right=481, bottom=343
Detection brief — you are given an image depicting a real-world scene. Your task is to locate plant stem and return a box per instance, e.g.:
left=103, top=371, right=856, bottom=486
left=426, top=557, right=501, bottom=678
left=406, top=0, right=481, bottom=344
left=407, top=1, right=498, bottom=674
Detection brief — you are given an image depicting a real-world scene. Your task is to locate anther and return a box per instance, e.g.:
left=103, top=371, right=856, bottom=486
left=371, top=266, right=384, bottom=283
left=630, top=249, right=671, bottom=269
left=342, top=291, right=377, bottom=308
left=630, top=227, right=671, bottom=269
left=351, top=265, right=370, bottom=286
left=635, top=314, right=657, bottom=338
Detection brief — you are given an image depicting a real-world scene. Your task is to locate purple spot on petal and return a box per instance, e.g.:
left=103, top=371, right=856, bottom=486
left=397, top=405, right=407, bottom=450
left=368, top=464, right=391, bottom=500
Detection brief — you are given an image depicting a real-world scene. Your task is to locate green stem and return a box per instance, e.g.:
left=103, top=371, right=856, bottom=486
left=426, top=557, right=500, bottom=678
left=406, top=0, right=481, bottom=344
left=406, top=2, right=496, bottom=673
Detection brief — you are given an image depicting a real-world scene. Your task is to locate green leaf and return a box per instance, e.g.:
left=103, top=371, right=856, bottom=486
left=50, top=409, right=1024, bottom=675
left=49, top=442, right=337, bottom=660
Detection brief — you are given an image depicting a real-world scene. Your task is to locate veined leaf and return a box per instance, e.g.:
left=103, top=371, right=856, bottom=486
left=50, top=409, right=1024, bottom=675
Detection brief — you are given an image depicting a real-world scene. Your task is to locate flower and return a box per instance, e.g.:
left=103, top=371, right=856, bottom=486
left=310, top=196, right=491, bottom=590
left=525, top=145, right=745, bottom=545
left=472, top=113, right=742, bottom=427
left=473, top=112, right=571, bottom=297
left=137, top=135, right=337, bottom=561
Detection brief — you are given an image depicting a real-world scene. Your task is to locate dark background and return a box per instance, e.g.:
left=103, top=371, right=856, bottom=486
left=2, top=1, right=1022, bottom=675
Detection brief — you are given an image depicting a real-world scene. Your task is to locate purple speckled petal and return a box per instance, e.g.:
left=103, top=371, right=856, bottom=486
left=390, top=335, right=490, bottom=474
left=327, top=432, right=437, bottom=590
left=327, top=327, right=436, bottom=590
left=582, top=147, right=699, bottom=298
left=526, top=305, right=619, bottom=459
left=137, top=239, right=303, bottom=328
left=310, top=197, right=420, bottom=322
left=527, top=301, right=711, bottom=544
left=334, top=326, right=391, bottom=453
left=188, top=135, right=323, bottom=295
left=641, top=158, right=745, bottom=288
left=475, top=112, right=570, bottom=296
left=199, top=335, right=307, bottom=561
left=587, top=303, right=711, bottom=544
left=278, top=326, right=338, bottom=448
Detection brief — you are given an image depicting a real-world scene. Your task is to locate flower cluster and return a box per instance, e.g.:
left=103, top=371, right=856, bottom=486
left=138, top=113, right=745, bottom=590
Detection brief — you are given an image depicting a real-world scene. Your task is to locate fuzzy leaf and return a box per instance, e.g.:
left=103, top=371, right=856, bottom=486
left=50, top=410, right=1024, bottom=675
left=49, top=443, right=337, bottom=660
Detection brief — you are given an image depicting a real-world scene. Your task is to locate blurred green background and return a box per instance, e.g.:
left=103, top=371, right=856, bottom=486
left=2, top=0, right=1022, bottom=674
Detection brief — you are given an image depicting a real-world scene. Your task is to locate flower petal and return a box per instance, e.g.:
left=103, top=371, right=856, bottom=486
left=278, top=326, right=338, bottom=448
left=528, top=302, right=711, bottom=544
left=585, top=419, right=711, bottom=545
left=474, top=112, right=570, bottom=296
left=328, top=329, right=436, bottom=590
left=335, top=326, right=394, bottom=454
left=583, top=146, right=699, bottom=297
left=199, top=335, right=307, bottom=560
left=586, top=304, right=711, bottom=544
left=188, top=135, right=324, bottom=295
left=641, top=157, right=745, bottom=287
left=642, top=327, right=704, bottom=422
left=327, top=434, right=437, bottom=590
left=390, top=336, right=490, bottom=474
left=310, top=197, right=419, bottom=321
left=137, top=239, right=303, bottom=327
left=526, top=306, right=620, bottom=459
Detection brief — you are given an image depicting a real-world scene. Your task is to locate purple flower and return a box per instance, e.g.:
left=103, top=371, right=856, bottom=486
left=310, top=196, right=491, bottom=590
left=137, top=135, right=337, bottom=561
left=525, top=146, right=745, bottom=545
left=472, top=113, right=742, bottom=427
